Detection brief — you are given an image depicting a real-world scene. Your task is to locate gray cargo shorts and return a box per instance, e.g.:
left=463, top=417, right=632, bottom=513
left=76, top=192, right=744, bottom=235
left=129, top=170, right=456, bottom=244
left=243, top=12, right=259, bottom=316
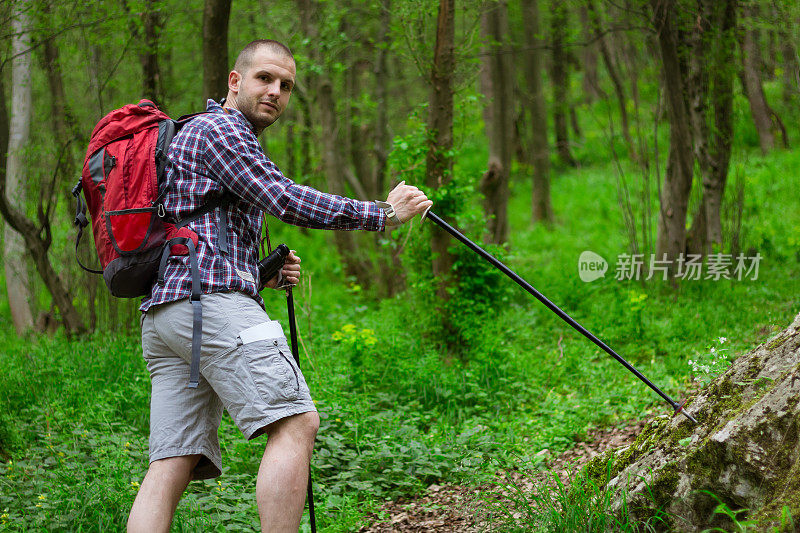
left=140, top=291, right=316, bottom=479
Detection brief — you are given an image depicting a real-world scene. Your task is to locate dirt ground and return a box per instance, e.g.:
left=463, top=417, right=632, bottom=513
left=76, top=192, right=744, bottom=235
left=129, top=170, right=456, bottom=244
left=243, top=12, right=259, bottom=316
left=357, top=418, right=649, bottom=532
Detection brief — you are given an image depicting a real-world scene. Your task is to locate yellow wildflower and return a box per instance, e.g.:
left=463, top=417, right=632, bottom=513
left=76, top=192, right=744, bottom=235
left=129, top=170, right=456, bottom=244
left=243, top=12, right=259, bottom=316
left=38, top=495, right=46, bottom=501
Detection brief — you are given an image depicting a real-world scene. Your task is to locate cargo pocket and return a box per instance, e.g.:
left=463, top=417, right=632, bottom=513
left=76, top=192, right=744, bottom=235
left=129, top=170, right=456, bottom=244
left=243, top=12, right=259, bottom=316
left=241, top=338, right=300, bottom=403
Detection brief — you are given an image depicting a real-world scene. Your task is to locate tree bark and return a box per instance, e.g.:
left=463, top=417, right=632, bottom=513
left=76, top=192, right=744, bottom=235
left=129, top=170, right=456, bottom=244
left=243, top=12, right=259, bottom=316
left=202, top=0, right=232, bottom=102
left=586, top=0, right=636, bottom=161
left=781, top=38, right=799, bottom=106
left=579, top=4, right=602, bottom=102
left=521, top=0, right=552, bottom=225
left=550, top=1, right=577, bottom=168
left=652, top=0, right=694, bottom=271
left=141, top=0, right=165, bottom=106
left=373, top=0, right=391, bottom=200
left=479, top=0, right=513, bottom=244
left=40, top=1, right=99, bottom=329
left=318, top=78, right=374, bottom=285
left=425, top=0, right=457, bottom=282
left=686, top=0, right=736, bottom=256
left=120, top=0, right=165, bottom=106
left=296, top=0, right=374, bottom=285
left=739, top=4, right=787, bottom=154
left=4, top=3, right=35, bottom=334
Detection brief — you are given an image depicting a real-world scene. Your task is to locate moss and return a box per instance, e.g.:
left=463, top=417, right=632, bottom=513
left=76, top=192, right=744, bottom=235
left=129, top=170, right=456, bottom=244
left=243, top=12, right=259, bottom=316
left=608, top=417, right=669, bottom=479
left=648, top=464, right=680, bottom=505
left=745, top=355, right=763, bottom=380
left=583, top=449, right=615, bottom=487
left=766, top=334, right=787, bottom=350
left=752, top=463, right=800, bottom=531
left=685, top=439, right=728, bottom=486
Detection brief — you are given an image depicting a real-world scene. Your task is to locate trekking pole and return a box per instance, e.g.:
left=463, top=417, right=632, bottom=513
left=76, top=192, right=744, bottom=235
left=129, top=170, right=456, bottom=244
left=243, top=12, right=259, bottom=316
left=286, top=287, right=318, bottom=533
left=423, top=211, right=698, bottom=424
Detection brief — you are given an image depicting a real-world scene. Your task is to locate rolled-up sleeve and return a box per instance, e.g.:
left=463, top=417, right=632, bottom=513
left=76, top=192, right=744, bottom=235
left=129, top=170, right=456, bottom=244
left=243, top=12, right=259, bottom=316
left=202, top=119, right=385, bottom=231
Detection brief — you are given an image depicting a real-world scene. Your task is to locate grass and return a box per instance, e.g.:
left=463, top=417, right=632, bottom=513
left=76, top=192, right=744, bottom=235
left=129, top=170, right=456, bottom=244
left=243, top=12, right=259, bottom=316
left=2, top=95, right=800, bottom=531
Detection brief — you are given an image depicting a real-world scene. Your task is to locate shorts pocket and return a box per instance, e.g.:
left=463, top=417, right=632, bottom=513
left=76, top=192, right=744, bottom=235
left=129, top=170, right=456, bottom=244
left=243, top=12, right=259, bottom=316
left=158, top=296, right=235, bottom=359
left=242, top=339, right=300, bottom=403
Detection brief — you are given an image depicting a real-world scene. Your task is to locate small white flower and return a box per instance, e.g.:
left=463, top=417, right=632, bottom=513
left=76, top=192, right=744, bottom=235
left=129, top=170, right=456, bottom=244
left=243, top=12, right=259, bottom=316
left=710, top=347, right=716, bottom=353
left=718, top=337, right=727, bottom=344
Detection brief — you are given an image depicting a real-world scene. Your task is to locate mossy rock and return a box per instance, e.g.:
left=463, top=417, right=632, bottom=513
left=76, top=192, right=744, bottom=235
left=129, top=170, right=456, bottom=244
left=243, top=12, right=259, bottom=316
left=583, top=312, right=800, bottom=532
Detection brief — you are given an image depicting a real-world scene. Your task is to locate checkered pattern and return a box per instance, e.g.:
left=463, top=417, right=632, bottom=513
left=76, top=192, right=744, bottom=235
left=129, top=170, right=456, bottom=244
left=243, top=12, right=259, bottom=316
left=141, top=100, right=385, bottom=311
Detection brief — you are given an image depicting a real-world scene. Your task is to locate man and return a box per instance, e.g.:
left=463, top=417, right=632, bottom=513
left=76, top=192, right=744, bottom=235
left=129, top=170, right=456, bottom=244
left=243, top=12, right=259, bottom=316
left=127, top=39, right=432, bottom=532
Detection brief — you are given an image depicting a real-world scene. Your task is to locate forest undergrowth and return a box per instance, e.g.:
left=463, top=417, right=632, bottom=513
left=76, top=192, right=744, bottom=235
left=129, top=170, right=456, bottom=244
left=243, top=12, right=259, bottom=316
left=1, top=95, right=799, bottom=532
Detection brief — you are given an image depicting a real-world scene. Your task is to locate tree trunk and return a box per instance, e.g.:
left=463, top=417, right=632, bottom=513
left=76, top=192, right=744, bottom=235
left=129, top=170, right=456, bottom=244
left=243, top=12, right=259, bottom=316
left=40, top=1, right=99, bottom=329
left=373, top=0, right=403, bottom=297
left=297, top=0, right=374, bottom=285
left=120, top=0, right=165, bottom=106
left=141, top=0, right=164, bottom=106
left=0, top=4, right=86, bottom=336
left=579, top=4, right=602, bottom=102
left=479, top=0, right=513, bottom=244
left=652, top=0, right=694, bottom=272
left=4, top=3, right=35, bottom=334
left=586, top=0, right=637, bottom=162
left=781, top=38, right=799, bottom=106
left=740, top=5, right=783, bottom=154
left=686, top=0, right=736, bottom=256
left=373, top=0, right=391, bottom=199
left=521, top=0, right=552, bottom=225
left=425, top=0, right=457, bottom=283
left=346, top=51, right=374, bottom=199
left=202, top=0, right=232, bottom=102
left=318, top=79, right=373, bottom=285
left=550, top=1, right=577, bottom=168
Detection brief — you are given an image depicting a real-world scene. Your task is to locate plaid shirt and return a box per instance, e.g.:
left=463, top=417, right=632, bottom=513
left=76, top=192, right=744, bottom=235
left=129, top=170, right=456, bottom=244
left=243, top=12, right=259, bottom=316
left=141, top=100, right=385, bottom=311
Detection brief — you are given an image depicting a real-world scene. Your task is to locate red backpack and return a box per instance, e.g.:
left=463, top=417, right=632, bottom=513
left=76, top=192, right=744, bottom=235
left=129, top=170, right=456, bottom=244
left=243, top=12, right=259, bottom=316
left=72, top=100, right=224, bottom=298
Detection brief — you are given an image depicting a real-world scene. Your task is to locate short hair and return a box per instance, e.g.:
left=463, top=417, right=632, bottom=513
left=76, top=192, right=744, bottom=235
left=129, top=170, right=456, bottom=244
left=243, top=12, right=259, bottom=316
left=233, top=39, right=294, bottom=74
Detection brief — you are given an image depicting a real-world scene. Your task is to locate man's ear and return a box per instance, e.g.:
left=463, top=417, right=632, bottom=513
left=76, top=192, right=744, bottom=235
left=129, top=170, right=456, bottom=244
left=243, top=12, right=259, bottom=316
left=228, top=70, right=241, bottom=92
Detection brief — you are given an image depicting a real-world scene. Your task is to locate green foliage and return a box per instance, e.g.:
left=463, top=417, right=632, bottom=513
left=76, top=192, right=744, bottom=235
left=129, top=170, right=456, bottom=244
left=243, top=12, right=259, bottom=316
left=3, top=6, right=800, bottom=529
left=388, top=96, right=513, bottom=355
left=481, top=461, right=671, bottom=532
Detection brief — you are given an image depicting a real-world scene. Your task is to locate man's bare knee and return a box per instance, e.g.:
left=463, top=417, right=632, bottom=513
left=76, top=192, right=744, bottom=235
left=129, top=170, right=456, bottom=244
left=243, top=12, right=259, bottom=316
left=148, top=455, right=201, bottom=482
left=266, top=411, right=320, bottom=444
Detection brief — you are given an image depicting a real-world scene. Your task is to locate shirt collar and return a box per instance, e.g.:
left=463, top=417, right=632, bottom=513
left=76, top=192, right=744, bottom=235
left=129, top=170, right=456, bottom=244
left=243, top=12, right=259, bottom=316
left=206, top=99, right=257, bottom=134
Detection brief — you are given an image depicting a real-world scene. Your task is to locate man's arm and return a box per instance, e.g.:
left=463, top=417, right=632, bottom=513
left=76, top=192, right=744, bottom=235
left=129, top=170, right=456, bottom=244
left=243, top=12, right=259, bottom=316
left=203, top=119, right=385, bottom=231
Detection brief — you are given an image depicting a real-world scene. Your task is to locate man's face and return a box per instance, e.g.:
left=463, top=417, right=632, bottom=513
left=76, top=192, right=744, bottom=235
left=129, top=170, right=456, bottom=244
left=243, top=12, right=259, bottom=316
left=229, top=48, right=296, bottom=133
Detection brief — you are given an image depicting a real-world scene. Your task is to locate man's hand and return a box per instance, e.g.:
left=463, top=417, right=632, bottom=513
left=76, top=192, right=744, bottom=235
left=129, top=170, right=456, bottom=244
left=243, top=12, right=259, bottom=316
left=385, top=181, right=433, bottom=225
left=265, top=250, right=301, bottom=289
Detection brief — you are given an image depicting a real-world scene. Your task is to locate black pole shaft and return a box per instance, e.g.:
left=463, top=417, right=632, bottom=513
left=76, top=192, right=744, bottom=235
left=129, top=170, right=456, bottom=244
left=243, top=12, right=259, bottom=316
left=425, top=211, right=697, bottom=424
left=286, top=288, right=318, bottom=532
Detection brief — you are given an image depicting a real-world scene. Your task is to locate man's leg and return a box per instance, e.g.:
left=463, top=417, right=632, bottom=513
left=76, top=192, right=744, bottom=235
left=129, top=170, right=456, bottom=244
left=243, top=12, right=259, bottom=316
left=256, top=411, right=320, bottom=532
left=127, top=454, right=200, bottom=533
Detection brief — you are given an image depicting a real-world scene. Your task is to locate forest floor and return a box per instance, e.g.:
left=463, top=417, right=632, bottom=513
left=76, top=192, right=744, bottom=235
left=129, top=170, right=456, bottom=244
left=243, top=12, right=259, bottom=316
left=358, top=418, right=649, bottom=532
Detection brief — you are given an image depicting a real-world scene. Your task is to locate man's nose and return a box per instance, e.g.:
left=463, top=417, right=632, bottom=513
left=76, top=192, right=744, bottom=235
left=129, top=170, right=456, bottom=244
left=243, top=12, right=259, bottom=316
left=267, top=80, right=281, bottom=98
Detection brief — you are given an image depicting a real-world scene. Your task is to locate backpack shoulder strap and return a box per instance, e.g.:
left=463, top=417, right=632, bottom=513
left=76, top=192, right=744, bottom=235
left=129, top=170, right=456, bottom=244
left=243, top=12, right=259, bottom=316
left=71, top=181, right=103, bottom=274
left=154, top=112, right=209, bottom=205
